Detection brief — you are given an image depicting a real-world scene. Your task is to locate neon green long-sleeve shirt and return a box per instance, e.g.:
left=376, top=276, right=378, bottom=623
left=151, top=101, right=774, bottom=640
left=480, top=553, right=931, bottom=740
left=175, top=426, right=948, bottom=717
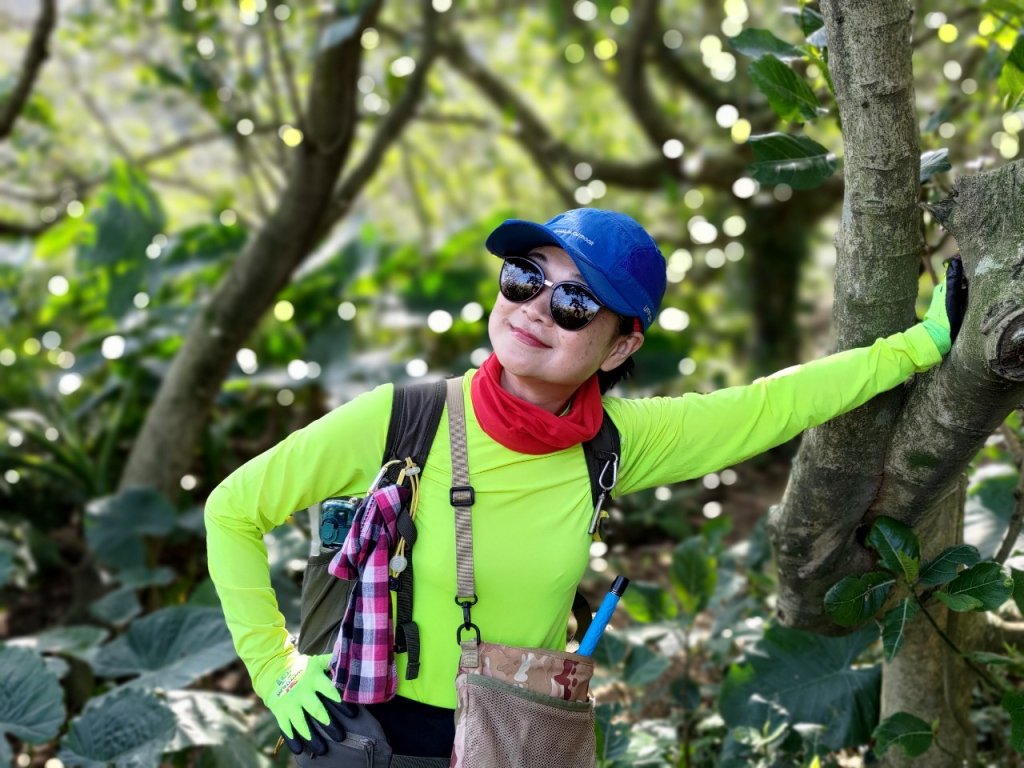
left=205, top=323, right=941, bottom=709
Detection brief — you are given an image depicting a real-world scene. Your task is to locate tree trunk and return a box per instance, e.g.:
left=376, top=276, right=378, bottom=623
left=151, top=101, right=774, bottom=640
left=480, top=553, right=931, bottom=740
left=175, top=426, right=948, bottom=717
left=118, top=2, right=439, bottom=498
left=767, top=0, right=923, bottom=632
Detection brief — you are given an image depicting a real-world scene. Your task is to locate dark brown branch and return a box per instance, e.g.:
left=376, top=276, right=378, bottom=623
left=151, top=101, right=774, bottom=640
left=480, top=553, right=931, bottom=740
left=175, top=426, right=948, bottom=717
left=0, top=0, right=57, bottom=139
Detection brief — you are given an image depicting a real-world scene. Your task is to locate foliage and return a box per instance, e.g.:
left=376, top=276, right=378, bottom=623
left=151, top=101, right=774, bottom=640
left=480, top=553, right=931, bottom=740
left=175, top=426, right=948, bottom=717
left=0, top=0, right=1022, bottom=765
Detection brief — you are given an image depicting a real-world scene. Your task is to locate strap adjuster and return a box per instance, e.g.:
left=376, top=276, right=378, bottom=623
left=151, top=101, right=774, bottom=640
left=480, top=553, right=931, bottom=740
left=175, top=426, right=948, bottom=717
left=450, top=485, right=475, bottom=506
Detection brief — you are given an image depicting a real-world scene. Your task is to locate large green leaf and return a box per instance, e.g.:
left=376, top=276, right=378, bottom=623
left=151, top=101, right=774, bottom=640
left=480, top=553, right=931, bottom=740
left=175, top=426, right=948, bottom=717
left=747, top=132, right=837, bottom=189
left=90, top=587, right=143, bottom=626
left=84, top=487, right=177, bottom=569
left=873, top=712, right=933, bottom=757
left=8, top=625, right=109, bottom=659
left=719, top=624, right=880, bottom=750
left=164, top=691, right=250, bottom=751
left=880, top=599, right=920, bottom=660
left=938, top=562, right=1013, bottom=612
left=0, top=646, right=66, bottom=766
left=730, top=29, right=804, bottom=61
left=866, top=517, right=920, bottom=582
left=919, top=544, right=981, bottom=587
left=748, top=55, right=825, bottom=122
left=59, top=688, right=175, bottom=768
left=670, top=537, right=717, bottom=615
left=196, top=735, right=274, bottom=768
left=824, top=572, right=895, bottom=626
left=999, top=36, right=1024, bottom=110
left=91, top=606, right=236, bottom=690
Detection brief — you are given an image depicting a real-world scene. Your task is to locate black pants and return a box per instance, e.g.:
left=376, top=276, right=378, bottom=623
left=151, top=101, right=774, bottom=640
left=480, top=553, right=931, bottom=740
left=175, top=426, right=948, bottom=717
left=365, top=696, right=455, bottom=758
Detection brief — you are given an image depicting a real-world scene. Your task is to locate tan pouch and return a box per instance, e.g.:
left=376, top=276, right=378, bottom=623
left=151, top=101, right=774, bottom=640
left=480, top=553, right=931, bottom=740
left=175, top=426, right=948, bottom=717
left=450, top=642, right=595, bottom=768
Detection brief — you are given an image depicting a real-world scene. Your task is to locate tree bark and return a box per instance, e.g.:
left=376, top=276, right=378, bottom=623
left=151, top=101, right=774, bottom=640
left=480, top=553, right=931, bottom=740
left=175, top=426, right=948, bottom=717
left=0, top=0, right=57, bottom=140
left=767, top=0, right=923, bottom=632
left=119, top=1, right=438, bottom=498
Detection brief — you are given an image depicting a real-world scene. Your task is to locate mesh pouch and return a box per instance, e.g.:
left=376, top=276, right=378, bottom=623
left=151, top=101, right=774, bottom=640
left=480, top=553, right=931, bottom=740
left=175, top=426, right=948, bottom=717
left=451, top=642, right=595, bottom=768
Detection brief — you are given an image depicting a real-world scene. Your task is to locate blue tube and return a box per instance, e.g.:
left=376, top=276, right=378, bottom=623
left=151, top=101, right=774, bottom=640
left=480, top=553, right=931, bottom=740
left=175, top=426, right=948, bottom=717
left=577, top=576, right=630, bottom=657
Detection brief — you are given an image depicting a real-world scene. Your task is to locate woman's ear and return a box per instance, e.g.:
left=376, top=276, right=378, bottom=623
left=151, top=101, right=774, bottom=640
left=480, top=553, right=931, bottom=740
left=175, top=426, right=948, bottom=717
left=600, top=332, right=644, bottom=372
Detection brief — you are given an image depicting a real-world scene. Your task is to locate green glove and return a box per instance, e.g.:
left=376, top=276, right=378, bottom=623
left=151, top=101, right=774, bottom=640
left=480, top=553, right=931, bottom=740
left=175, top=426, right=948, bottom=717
left=921, top=278, right=951, bottom=355
left=253, top=652, right=341, bottom=740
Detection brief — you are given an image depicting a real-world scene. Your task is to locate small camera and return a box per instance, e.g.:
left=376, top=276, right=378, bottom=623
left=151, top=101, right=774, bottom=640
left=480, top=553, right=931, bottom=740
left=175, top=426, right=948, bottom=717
left=319, top=497, right=360, bottom=548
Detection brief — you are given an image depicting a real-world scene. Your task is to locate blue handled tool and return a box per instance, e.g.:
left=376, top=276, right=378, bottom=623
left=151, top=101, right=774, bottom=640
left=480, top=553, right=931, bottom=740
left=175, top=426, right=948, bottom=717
left=577, top=576, right=630, bottom=657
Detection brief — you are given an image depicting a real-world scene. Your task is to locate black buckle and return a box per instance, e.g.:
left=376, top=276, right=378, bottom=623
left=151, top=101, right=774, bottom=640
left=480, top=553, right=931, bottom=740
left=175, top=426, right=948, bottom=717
left=457, top=622, right=481, bottom=645
left=450, top=485, right=475, bottom=506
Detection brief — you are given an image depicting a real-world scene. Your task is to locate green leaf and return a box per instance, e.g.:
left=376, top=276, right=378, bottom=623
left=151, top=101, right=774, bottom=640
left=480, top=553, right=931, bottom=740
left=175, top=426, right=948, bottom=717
left=1012, top=567, right=1024, bottom=615
left=919, top=545, right=981, bottom=586
left=999, top=36, right=1024, bottom=110
left=0, top=646, right=66, bottom=766
left=164, top=691, right=250, bottom=751
left=934, top=591, right=984, bottom=612
left=747, top=132, right=837, bottom=189
left=670, top=537, right=717, bottom=614
left=595, top=703, right=631, bottom=762
left=84, top=487, right=177, bottom=569
left=748, top=55, right=826, bottom=123
left=8, top=625, right=109, bottom=658
left=719, top=624, right=880, bottom=751
left=730, top=29, right=805, bottom=60
left=873, top=712, right=933, bottom=757
left=1004, top=691, right=1024, bottom=753
left=920, top=149, right=952, bottom=182
left=942, top=561, right=1013, bottom=612
left=622, top=644, right=672, bottom=687
left=866, top=517, right=920, bottom=581
left=880, top=599, right=920, bottom=660
left=620, top=581, right=679, bottom=622
left=59, top=688, right=175, bottom=768
left=824, top=572, right=895, bottom=626
left=590, top=628, right=629, bottom=668
left=91, top=606, right=236, bottom=690
left=90, top=587, right=143, bottom=626
left=786, top=5, right=824, bottom=36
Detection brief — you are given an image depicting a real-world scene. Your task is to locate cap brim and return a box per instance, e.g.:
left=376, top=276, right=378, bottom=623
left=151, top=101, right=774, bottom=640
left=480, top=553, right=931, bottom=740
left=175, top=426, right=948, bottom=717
left=485, top=219, right=638, bottom=319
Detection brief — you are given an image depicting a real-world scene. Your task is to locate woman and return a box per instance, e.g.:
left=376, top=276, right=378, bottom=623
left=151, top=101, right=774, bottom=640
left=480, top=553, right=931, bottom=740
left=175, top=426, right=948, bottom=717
left=205, top=208, right=957, bottom=762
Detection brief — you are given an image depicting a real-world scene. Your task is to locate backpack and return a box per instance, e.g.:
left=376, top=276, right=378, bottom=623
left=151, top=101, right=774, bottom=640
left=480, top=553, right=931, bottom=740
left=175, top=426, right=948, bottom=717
left=296, top=378, right=621, bottom=679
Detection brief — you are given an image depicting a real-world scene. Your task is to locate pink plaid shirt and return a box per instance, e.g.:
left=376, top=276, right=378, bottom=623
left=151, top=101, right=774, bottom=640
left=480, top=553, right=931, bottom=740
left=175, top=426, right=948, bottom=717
left=327, top=484, right=408, bottom=703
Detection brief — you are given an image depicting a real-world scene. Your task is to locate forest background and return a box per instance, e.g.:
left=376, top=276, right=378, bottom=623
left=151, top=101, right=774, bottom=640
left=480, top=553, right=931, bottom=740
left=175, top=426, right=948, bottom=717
left=1, top=0, right=1024, bottom=766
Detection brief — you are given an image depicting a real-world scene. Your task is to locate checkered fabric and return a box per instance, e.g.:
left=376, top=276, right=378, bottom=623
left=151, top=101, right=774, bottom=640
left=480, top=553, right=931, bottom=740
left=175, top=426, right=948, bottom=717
left=327, top=484, right=408, bottom=703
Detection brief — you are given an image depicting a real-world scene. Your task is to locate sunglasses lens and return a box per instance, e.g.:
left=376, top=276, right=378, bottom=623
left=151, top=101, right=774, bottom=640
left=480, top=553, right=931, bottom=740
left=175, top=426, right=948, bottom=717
left=551, top=283, right=601, bottom=331
left=500, top=257, right=544, bottom=302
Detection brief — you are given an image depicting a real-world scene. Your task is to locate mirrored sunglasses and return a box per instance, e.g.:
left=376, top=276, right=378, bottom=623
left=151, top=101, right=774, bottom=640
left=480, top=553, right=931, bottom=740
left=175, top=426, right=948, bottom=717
left=499, top=256, right=603, bottom=331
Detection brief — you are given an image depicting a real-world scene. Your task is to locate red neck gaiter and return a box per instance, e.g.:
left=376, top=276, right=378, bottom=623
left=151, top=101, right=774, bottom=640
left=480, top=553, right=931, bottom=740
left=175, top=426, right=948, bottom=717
left=470, top=353, right=604, bottom=455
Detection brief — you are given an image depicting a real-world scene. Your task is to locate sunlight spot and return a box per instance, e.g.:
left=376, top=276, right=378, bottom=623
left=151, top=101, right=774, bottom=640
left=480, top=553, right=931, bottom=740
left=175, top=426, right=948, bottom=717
left=41, top=331, right=61, bottom=350
left=338, top=301, right=357, bottom=321
left=565, top=43, right=585, bottom=64
left=461, top=302, right=484, bottom=323
left=390, top=56, right=416, bottom=78
left=658, top=307, right=690, bottom=331
left=684, top=189, right=704, bottom=209
left=406, top=359, right=428, bottom=377
left=287, top=360, right=309, bottom=380
left=0, top=349, right=15, bottom=366
left=428, top=310, right=453, bottom=333
left=574, top=162, right=593, bottom=181
left=663, top=30, right=683, bottom=49
left=66, top=200, right=84, bottom=218
left=702, top=501, right=722, bottom=519
left=655, top=486, right=671, bottom=501
left=219, top=209, right=238, bottom=226
left=721, top=469, right=738, bottom=485
left=48, top=275, right=69, bottom=296
left=361, top=28, right=380, bottom=50
left=8, top=431, right=23, bottom=448
left=703, top=473, right=721, bottom=490
left=237, top=118, right=255, bottom=136
left=101, top=335, right=125, bottom=360
left=4, top=470, right=19, bottom=485
left=277, top=389, right=295, bottom=407
left=180, top=474, right=198, bottom=491
left=274, top=301, right=295, bottom=322
left=237, top=348, right=258, bottom=374
left=58, top=373, right=82, bottom=395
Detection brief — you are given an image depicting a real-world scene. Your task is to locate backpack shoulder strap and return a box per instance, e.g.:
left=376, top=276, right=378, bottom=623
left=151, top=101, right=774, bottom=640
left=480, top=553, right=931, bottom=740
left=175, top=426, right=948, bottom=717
left=572, top=409, right=621, bottom=645
left=386, top=377, right=451, bottom=680
left=385, top=378, right=449, bottom=470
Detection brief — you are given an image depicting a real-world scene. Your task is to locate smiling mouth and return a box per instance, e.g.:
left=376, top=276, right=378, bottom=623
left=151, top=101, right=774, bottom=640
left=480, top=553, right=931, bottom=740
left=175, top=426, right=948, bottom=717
left=510, top=325, right=550, bottom=348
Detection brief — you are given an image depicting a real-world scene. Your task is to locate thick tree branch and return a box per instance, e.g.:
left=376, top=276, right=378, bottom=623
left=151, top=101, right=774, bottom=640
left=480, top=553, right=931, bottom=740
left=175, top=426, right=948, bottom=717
left=0, top=0, right=57, bottom=140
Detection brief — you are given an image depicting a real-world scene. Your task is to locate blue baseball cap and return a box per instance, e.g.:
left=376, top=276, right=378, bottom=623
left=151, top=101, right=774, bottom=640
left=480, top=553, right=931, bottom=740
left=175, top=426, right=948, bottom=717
left=485, top=208, right=667, bottom=331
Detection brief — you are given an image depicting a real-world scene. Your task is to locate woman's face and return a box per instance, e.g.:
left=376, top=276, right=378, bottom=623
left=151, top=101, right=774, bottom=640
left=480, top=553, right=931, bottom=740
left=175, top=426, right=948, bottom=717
left=487, top=246, right=642, bottom=392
